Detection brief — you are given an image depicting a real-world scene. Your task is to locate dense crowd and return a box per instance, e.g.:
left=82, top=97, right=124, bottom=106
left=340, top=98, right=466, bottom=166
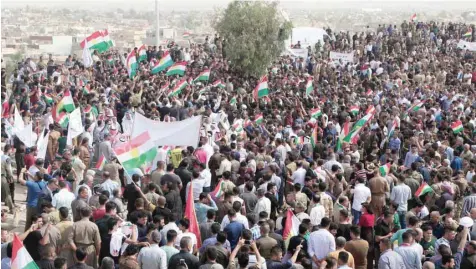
left=1, top=19, right=476, bottom=269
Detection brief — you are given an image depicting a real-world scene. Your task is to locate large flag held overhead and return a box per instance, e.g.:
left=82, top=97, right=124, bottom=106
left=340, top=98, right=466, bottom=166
left=79, top=30, right=113, bottom=53
left=336, top=120, right=351, bottom=152
left=343, top=112, right=374, bottom=144
left=12, top=233, right=39, bottom=269
left=137, top=44, right=147, bottom=62
left=166, top=62, right=187, bottom=76
left=151, top=51, right=174, bottom=74
left=126, top=50, right=138, bottom=78
left=168, top=79, right=188, bottom=97
left=114, top=131, right=157, bottom=177
left=253, top=75, right=269, bottom=100
left=283, top=209, right=301, bottom=249
left=36, top=130, right=49, bottom=160
left=185, top=181, right=201, bottom=248
left=194, top=69, right=210, bottom=82
left=56, top=90, right=75, bottom=115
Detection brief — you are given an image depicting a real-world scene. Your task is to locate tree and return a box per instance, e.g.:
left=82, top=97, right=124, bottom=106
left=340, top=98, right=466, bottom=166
left=214, top=1, right=292, bottom=77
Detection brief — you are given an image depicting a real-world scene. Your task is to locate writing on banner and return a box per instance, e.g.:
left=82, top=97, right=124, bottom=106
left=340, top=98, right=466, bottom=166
left=330, top=51, right=354, bottom=65
left=289, top=48, right=309, bottom=58
left=456, top=40, right=476, bottom=52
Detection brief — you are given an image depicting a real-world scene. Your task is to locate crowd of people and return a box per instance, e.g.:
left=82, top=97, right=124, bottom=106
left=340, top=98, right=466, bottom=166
left=1, top=19, right=476, bottom=269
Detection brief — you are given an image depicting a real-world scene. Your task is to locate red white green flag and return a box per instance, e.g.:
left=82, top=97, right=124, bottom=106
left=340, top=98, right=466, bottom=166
left=95, top=154, right=107, bottom=170
left=349, top=105, right=359, bottom=116
left=408, top=100, right=425, bottom=112
left=212, top=80, right=225, bottom=88
left=310, top=108, right=322, bottom=119
left=283, top=209, right=301, bottom=249
left=305, top=77, right=313, bottom=96
left=152, top=51, right=174, bottom=74
left=193, top=69, right=210, bottom=82
left=137, top=44, right=147, bottom=62
left=168, top=79, right=188, bottom=97
left=12, top=234, right=39, bottom=269
left=253, top=75, right=269, bottom=100
left=451, top=120, right=463, bottom=134
left=254, top=114, right=264, bottom=125
left=415, top=182, right=433, bottom=197
left=166, top=62, right=187, bottom=76
left=343, top=113, right=374, bottom=143
left=379, top=163, right=391, bottom=176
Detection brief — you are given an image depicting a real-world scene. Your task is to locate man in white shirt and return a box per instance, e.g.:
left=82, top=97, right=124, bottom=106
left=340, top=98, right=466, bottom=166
left=390, top=176, right=412, bottom=229
left=352, top=177, right=371, bottom=225
left=292, top=161, right=307, bottom=186
left=199, top=163, right=212, bottom=192
left=253, top=189, right=271, bottom=218
left=308, top=217, right=336, bottom=266
left=221, top=201, right=249, bottom=230
left=138, top=230, right=167, bottom=269
left=309, top=194, right=326, bottom=226
left=100, top=171, right=119, bottom=199
left=185, top=170, right=205, bottom=201
left=175, top=219, right=198, bottom=253
left=52, top=181, right=76, bottom=220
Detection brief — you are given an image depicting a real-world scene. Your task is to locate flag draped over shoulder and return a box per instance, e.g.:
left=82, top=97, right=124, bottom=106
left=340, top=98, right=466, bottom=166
left=185, top=181, right=201, bottom=248
left=210, top=179, right=224, bottom=201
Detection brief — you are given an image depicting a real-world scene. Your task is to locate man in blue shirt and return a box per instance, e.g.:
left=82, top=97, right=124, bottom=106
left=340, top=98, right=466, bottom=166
left=404, top=144, right=420, bottom=168
left=224, top=209, right=245, bottom=249
left=18, top=166, right=46, bottom=231
left=195, top=193, right=218, bottom=223
left=450, top=150, right=463, bottom=174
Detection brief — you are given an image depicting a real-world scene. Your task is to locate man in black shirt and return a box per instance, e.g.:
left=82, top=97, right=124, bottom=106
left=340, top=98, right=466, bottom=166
left=374, top=211, right=393, bottom=263
left=169, top=236, right=200, bottom=269
left=95, top=201, right=118, bottom=237
left=23, top=215, right=51, bottom=261
left=35, top=244, right=56, bottom=269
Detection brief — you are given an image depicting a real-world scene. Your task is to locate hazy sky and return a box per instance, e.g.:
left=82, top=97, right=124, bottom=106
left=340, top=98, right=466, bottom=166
left=3, top=0, right=476, bottom=11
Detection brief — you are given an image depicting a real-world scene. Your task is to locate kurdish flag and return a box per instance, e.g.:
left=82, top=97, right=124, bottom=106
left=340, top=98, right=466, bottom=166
left=349, top=105, right=359, bottom=115
left=82, top=85, right=91, bottom=95
left=379, top=163, right=391, bottom=176
left=343, top=112, right=374, bottom=143
left=211, top=179, right=225, bottom=200
left=194, top=69, right=210, bottom=82
left=107, top=55, right=114, bottom=65
left=253, top=75, right=269, bottom=100
left=102, top=29, right=114, bottom=47
left=310, top=108, right=322, bottom=119
left=408, top=100, right=425, bottom=112
left=283, top=209, right=301, bottom=249
left=410, top=13, right=417, bottom=22
left=57, top=112, right=69, bottom=129
left=79, top=30, right=111, bottom=53
left=95, top=154, right=107, bottom=170
left=114, top=131, right=157, bottom=176
left=336, top=120, right=352, bottom=152
left=229, top=97, right=237, bottom=105
left=254, top=114, right=264, bottom=125
left=366, top=89, right=373, bottom=96
left=43, top=94, right=54, bottom=105
left=126, top=50, right=138, bottom=78
left=168, top=79, right=188, bottom=97
left=451, top=120, right=463, bottom=134
left=184, top=181, right=201, bottom=248
left=166, top=62, right=187, bottom=76
left=212, top=80, right=225, bottom=88
left=388, top=119, right=398, bottom=139
left=12, top=234, right=39, bottom=269
left=310, top=126, right=318, bottom=148
left=152, top=51, right=174, bottom=74
left=463, top=30, right=472, bottom=38
left=415, top=182, right=433, bottom=197
left=138, top=44, right=147, bottom=62
left=305, top=77, right=313, bottom=96
left=159, top=82, right=170, bottom=94
left=56, top=90, right=75, bottom=115
left=183, top=31, right=191, bottom=38
left=366, top=105, right=376, bottom=115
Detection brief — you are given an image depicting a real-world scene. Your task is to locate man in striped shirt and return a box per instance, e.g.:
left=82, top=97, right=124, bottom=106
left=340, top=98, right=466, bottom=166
left=461, top=185, right=476, bottom=218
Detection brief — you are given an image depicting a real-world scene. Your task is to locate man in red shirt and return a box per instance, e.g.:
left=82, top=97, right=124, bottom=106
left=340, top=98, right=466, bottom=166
left=24, top=146, right=37, bottom=170
left=92, top=194, right=108, bottom=221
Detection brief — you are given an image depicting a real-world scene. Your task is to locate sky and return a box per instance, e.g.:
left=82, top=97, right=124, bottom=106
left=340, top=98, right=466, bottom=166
left=2, top=0, right=476, bottom=11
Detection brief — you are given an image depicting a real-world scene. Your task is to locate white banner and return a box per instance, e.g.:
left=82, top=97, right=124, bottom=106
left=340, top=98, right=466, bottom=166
left=132, top=113, right=202, bottom=147
left=14, top=123, right=36, bottom=147
left=67, top=107, right=84, bottom=146
left=14, top=105, right=24, bottom=133
left=289, top=48, right=308, bottom=58
left=330, top=51, right=354, bottom=65
left=456, top=40, right=476, bottom=51
left=37, top=130, right=49, bottom=160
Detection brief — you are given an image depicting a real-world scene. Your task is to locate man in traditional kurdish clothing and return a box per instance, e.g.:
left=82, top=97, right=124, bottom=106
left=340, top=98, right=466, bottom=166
left=68, top=207, right=101, bottom=268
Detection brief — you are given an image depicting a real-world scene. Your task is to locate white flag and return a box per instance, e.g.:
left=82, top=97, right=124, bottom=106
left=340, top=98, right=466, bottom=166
left=82, top=39, right=93, bottom=68
left=14, top=105, right=24, bottom=132
left=14, top=123, right=35, bottom=147
left=4, top=120, right=14, bottom=138
left=37, top=129, right=49, bottom=160
left=67, top=107, right=84, bottom=146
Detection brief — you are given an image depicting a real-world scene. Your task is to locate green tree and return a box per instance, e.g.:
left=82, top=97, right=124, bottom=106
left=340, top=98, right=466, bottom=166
left=214, top=1, right=292, bottom=77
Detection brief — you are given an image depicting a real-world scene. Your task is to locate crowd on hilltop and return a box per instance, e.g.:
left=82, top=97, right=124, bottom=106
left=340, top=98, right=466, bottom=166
left=1, top=19, right=476, bottom=269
